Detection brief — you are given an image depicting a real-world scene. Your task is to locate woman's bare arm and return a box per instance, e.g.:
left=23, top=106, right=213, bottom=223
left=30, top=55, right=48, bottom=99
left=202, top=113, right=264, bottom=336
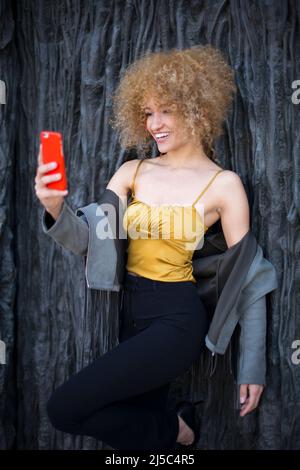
left=106, top=159, right=139, bottom=198
left=217, top=171, right=264, bottom=416
left=217, top=170, right=250, bottom=248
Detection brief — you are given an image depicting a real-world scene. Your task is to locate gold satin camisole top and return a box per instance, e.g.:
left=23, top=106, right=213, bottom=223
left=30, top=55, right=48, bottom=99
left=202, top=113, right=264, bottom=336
left=122, top=159, right=223, bottom=283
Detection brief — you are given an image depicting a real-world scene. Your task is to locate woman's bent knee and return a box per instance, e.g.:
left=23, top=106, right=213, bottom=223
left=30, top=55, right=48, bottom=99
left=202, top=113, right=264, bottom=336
left=47, top=392, right=64, bottom=430
left=46, top=390, right=79, bottom=434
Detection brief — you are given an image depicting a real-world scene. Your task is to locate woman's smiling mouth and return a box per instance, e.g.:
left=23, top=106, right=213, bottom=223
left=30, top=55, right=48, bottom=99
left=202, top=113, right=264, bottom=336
left=154, top=132, right=171, bottom=142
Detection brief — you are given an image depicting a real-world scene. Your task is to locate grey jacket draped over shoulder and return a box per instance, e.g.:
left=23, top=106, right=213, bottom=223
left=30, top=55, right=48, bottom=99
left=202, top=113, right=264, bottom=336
left=41, top=188, right=278, bottom=391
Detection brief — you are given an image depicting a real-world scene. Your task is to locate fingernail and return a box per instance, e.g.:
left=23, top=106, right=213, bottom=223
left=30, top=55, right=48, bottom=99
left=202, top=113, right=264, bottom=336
left=49, top=162, right=57, bottom=169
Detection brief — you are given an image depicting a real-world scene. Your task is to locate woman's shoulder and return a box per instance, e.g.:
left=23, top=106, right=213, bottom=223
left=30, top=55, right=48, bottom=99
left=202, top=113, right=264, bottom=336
left=122, top=157, right=151, bottom=171
left=215, top=168, right=245, bottom=188
left=106, top=159, right=142, bottom=196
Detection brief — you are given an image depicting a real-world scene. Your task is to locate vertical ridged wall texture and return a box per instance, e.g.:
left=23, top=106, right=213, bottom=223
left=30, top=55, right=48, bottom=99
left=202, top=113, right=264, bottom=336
left=0, top=0, right=18, bottom=450
left=0, top=0, right=299, bottom=450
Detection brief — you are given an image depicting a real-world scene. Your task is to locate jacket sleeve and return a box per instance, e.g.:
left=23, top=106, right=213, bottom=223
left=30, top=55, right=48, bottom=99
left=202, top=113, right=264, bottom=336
left=237, top=295, right=267, bottom=386
left=41, top=200, right=89, bottom=256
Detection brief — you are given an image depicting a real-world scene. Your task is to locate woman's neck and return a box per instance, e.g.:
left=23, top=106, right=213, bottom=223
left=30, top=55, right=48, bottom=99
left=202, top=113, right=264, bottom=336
left=159, top=151, right=209, bottom=169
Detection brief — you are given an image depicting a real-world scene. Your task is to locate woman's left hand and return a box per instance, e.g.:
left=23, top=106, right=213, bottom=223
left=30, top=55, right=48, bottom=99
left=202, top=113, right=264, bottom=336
left=239, top=384, right=264, bottom=417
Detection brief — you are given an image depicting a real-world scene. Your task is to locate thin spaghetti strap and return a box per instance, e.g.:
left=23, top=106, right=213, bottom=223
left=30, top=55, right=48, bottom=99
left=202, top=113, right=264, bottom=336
left=131, top=159, right=144, bottom=197
left=192, top=169, right=224, bottom=207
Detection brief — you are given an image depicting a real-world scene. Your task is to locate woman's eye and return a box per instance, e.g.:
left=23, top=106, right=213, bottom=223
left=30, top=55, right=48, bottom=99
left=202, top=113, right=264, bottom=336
left=145, top=110, right=169, bottom=116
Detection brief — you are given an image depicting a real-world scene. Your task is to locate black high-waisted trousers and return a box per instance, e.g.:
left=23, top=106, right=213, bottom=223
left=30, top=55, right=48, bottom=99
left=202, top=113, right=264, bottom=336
left=46, top=271, right=209, bottom=450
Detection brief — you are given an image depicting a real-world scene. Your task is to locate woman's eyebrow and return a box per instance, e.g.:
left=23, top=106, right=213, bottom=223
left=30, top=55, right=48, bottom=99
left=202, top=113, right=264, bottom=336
left=143, top=105, right=167, bottom=111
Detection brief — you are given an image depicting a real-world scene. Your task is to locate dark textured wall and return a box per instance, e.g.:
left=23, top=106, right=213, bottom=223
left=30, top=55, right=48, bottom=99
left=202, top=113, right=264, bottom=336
left=0, top=0, right=299, bottom=450
left=0, top=0, right=18, bottom=450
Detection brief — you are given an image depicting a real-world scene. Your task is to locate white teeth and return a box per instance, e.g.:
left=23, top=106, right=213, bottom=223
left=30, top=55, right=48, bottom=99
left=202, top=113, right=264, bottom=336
left=156, top=133, right=169, bottom=138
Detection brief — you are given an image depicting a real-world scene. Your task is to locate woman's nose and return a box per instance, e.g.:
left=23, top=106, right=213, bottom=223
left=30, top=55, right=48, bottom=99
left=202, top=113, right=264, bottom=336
left=150, top=114, right=164, bottom=131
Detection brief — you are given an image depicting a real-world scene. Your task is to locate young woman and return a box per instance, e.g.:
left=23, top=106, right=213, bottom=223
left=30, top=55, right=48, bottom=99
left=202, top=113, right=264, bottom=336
left=35, top=45, right=263, bottom=450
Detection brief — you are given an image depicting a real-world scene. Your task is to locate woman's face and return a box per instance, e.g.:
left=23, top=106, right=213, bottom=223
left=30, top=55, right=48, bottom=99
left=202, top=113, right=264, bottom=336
left=143, top=96, right=192, bottom=152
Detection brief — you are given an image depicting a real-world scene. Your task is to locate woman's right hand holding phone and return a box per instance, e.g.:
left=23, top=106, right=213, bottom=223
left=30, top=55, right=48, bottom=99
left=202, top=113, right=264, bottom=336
left=35, top=144, right=69, bottom=220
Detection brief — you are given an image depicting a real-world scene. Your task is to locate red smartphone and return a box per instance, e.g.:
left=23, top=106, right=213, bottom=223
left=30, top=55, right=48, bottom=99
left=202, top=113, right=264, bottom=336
left=40, top=131, right=68, bottom=190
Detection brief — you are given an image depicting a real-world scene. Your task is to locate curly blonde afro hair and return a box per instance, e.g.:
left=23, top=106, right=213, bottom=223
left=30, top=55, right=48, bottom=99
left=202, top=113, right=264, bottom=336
left=110, top=44, right=237, bottom=163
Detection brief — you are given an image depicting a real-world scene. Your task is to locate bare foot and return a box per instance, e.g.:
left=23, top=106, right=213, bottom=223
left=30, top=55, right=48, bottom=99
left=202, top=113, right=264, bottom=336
left=176, top=416, right=195, bottom=445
